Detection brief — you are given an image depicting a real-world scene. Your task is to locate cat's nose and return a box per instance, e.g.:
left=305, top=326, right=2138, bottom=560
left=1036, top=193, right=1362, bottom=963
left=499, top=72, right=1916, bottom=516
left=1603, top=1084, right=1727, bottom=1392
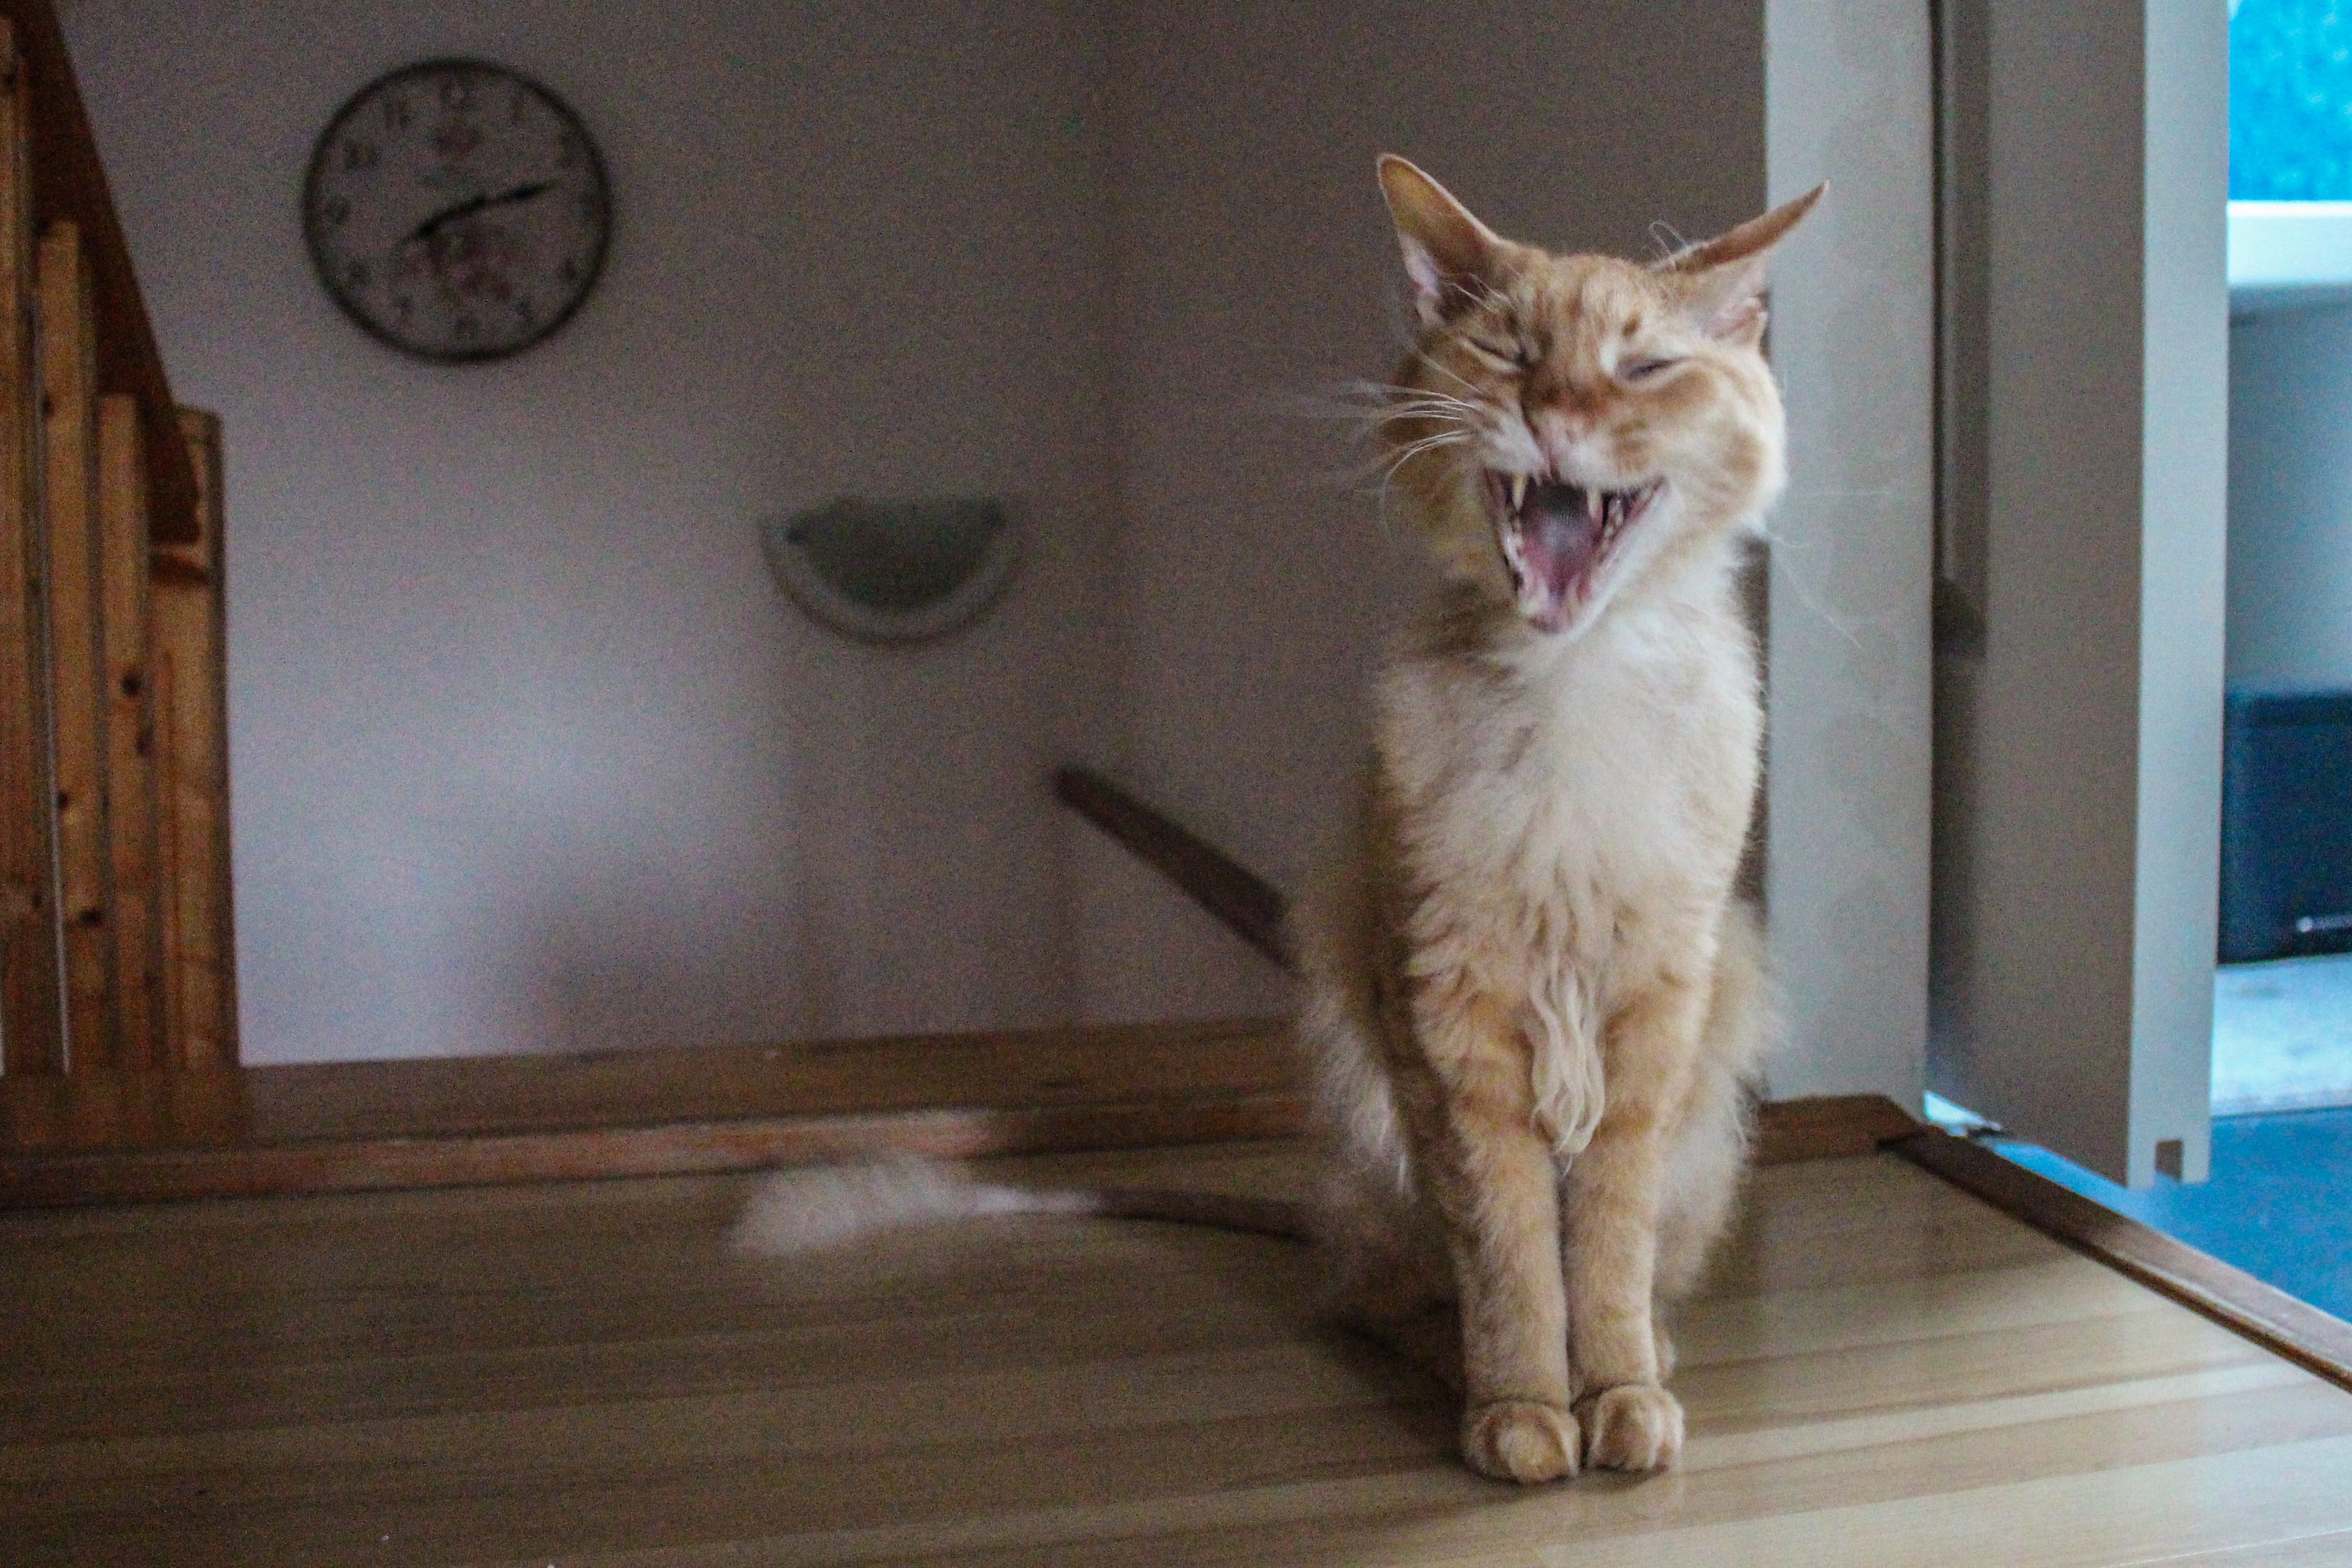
left=1526, top=404, right=1600, bottom=466
left=1525, top=376, right=1607, bottom=428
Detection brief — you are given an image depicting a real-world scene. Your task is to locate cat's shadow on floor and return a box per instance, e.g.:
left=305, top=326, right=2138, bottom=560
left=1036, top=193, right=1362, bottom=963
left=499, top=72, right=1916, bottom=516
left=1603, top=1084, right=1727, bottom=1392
left=719, top=1190, right=1465, bottom=1449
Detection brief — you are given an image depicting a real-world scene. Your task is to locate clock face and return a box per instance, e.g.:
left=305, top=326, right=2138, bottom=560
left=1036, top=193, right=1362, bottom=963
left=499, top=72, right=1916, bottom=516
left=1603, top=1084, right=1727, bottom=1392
left=302, top=60, right=611, bottom=363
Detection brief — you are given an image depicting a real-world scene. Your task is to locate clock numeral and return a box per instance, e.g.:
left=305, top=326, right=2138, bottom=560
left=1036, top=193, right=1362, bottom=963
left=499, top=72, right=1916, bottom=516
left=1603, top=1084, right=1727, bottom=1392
left=381, top=93, right=411, bottom=131
left=320, top=194, right=351, bottom=228
left=559, top=257, right=582, bottom=286
left=515, top=296, right=536, bottom=324
left=393, top=294, right=415, bottom=319
left=438, top=77, right=478, bottom=111
left=509, top=86, right=532, bottom=124
left=340, top=138, right=380, bottom=173
left=555, top=133, right=582, bottom=170
left=344, top=259, right=371, bottom=290
left=453, top=314, right=480, bottom=341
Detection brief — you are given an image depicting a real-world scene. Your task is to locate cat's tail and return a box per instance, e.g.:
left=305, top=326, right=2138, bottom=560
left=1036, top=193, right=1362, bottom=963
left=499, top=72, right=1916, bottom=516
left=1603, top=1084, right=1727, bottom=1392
left=729, top=1157, right=1310, bottom=1257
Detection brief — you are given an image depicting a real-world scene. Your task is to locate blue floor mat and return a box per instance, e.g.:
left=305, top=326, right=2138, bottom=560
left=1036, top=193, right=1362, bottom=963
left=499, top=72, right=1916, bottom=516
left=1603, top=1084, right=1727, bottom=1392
left=1995, top=1105, right=2352, bottom=1323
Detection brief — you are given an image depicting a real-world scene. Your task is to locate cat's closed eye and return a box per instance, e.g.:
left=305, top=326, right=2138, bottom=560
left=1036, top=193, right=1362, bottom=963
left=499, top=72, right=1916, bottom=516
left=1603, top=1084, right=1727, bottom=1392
left=1618, top=355, right=1681, bottom=381
left=1463, top=332, right=1534, bottom=369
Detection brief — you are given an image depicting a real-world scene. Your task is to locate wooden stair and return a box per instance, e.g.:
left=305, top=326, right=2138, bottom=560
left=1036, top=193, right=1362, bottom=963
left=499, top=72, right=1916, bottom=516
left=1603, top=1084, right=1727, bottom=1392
left=0, top=0, right=235, bottom=1081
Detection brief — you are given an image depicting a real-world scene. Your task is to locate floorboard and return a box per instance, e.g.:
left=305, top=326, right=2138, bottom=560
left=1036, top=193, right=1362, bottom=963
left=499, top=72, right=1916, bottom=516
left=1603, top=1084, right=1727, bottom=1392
left=5, top=1140, right=2350, bottom=1564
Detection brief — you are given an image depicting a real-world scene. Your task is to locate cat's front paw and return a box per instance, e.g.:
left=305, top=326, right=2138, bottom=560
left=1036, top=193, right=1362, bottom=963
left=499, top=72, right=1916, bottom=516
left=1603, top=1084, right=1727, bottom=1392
left=1462, top=1399, right=1580, bottom=1484
left=1575, top=1382, right=1684, bottom=1471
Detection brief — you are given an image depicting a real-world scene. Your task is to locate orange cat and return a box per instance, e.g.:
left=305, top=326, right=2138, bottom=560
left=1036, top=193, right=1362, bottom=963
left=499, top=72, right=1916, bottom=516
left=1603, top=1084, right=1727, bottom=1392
left=735, top=158, right=1818, bottom=1485
left=1294, top=158, right=1815, bottom=1481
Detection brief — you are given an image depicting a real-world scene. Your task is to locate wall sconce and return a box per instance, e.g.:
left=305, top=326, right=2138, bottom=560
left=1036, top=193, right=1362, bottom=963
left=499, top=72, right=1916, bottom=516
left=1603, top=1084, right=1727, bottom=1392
left=761, top=496, right=1019, bottom=645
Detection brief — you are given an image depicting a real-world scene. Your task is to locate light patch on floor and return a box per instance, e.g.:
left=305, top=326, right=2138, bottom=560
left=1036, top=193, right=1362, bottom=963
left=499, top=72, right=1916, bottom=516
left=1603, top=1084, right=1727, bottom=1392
left=2213, top=954, right=2352, bottom=1115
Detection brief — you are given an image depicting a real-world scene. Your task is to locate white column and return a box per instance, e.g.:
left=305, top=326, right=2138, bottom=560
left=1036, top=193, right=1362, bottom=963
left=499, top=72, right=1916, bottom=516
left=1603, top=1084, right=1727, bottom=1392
left=1762, top=0, right=1936, bottom=1108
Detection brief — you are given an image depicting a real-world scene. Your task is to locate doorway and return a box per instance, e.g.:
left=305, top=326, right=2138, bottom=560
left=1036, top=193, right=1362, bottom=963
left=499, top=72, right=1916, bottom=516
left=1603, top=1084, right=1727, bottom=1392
left=1931, top=0, right=2352, bottom=1324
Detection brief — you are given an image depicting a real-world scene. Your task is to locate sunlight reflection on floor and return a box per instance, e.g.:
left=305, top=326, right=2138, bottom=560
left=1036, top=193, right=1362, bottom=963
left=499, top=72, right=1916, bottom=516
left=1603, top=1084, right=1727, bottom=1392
left=2214, top=953, right=2352, bottom=1114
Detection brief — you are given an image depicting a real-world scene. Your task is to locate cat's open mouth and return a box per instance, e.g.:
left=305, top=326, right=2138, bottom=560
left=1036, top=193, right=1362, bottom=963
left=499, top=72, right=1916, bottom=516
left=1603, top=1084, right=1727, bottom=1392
left=1486, top=473, right=1663, bottom=633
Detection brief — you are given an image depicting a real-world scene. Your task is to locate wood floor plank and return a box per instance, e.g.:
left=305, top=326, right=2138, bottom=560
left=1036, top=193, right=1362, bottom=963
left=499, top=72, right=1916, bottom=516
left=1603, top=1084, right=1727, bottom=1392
left=6, top=1144, right=2350, bottom=1566
left=39, top=1384, right=2351, bottom=1568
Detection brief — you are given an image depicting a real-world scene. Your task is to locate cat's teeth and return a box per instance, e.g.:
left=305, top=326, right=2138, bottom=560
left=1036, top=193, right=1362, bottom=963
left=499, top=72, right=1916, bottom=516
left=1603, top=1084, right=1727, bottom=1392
left=1508, top=474, right=1530, bottom=514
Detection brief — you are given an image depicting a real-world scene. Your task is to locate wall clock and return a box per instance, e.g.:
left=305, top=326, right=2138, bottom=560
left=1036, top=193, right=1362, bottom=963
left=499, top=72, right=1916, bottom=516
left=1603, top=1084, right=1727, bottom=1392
left=302, top=59, right=611, bottom=363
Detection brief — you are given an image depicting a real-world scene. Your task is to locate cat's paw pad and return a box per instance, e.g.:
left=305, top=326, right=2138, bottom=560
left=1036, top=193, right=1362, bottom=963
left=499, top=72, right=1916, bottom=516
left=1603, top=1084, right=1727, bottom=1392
left=1462, top=1399, right=1580, bottom=1484
left=1575, top=1382, right=1684, bottom=1472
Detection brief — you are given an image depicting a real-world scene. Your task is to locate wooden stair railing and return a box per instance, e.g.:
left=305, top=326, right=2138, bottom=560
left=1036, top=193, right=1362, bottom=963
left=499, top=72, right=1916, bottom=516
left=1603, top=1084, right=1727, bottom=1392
left=0, top=0, right=235, bottom=1079
left=1053, top=765, right=1297, bottom=971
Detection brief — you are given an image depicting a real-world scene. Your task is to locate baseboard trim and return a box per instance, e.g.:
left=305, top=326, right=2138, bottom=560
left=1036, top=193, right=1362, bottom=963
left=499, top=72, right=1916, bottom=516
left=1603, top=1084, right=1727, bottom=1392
left=0, top=1018, right=1300, bottom=1206
left=1893, top=1123, right=2352, bottom=1397
left=0, top=1092, right=1311, bottom=1206
left=1753, top=1092, right=1920, bottom=1162
left=0, top=1022, right=1915, bottom=1208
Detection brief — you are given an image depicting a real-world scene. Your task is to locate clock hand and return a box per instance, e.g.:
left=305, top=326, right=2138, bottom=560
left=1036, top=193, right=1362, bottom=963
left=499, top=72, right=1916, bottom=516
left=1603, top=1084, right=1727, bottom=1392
left=406, top=180, right=555, bottom=243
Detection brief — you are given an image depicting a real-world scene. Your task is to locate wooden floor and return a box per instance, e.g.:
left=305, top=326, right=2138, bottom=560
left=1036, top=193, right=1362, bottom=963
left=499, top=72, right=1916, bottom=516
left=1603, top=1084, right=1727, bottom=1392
left=7, top=1140, right=2352, bottom=1565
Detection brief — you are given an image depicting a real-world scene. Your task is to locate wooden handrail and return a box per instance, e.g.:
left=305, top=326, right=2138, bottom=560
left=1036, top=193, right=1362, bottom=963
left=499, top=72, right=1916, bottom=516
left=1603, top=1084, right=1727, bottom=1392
left=1053, top=765, right=1297, bottom=972
left=0, top=0, right=195, bottom=544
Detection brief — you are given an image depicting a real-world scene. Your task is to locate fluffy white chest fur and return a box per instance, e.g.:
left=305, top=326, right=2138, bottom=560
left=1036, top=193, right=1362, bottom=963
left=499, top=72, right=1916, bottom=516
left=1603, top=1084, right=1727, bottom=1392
left=1370, top=565, right=1759, bottom=1156
left=1386, top=576, right=1756, bottom=928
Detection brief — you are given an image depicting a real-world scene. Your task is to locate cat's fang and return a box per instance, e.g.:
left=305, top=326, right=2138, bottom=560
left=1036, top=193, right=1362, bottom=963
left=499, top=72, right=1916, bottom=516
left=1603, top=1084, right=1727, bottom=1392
left=1499, top=523, right=1531, bottom=594
left=1508, top=473, right=1530, bottom=514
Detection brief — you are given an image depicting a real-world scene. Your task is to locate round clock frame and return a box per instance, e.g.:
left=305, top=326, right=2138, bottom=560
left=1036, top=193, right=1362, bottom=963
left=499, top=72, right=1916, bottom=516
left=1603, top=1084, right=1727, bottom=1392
left=301, top=58, right=611, bottom=364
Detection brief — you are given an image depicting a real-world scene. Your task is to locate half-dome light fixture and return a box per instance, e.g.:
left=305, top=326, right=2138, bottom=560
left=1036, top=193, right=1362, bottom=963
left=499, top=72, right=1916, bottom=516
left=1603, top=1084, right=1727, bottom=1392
left=761, top=496, right=1018, bottom=644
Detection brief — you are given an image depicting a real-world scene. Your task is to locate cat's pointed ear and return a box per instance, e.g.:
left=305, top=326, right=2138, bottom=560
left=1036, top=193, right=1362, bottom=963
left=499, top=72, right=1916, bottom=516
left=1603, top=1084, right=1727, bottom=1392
left=1658, top=182, right=1824, bottom=348
left=1379, top=155, right=1505, bottom=328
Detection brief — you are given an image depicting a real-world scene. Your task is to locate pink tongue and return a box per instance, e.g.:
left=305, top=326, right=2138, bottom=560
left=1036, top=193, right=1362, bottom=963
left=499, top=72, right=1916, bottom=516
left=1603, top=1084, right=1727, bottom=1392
left=1518, top=487, right=1603, bottom=614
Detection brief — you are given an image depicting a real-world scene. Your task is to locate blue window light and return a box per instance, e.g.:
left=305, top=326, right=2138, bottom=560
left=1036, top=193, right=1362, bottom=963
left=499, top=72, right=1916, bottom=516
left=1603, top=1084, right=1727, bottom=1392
left=2230, top=1, right=2352, bottom=308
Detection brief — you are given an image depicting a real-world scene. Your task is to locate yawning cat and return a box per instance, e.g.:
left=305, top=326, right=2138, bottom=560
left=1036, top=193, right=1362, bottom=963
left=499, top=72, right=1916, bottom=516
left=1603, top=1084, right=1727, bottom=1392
left=1293, top=157, right=1815, bottom=1481
left=735, top=157, right=1819, bottom=1485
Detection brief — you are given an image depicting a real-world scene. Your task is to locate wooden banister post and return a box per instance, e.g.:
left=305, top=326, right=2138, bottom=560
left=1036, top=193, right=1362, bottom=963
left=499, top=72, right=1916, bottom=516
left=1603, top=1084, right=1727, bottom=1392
left=153, top=407, right=234, bottom=1070
left=0, top=17, right=60, bottom=1075
left=39, top=217, right=117, bottom=1073
left=97, top=391, right=159, bottom=1068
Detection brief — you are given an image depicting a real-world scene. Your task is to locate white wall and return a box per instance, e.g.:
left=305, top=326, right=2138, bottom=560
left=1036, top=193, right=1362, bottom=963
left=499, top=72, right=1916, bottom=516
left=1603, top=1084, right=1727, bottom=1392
left=64, top=1, right=1771, bottom=1062
left=2226, top=304, right=2352, bottom=694
left=68, top=0, right=1125, bottom=1061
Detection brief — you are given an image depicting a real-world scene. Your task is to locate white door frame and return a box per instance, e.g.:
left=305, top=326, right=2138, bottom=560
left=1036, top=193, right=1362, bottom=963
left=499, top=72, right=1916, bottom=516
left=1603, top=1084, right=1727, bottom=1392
left=1873, top=1, right=2226, bottom=1188
left=1761, top=0, right=1936, bottom=1115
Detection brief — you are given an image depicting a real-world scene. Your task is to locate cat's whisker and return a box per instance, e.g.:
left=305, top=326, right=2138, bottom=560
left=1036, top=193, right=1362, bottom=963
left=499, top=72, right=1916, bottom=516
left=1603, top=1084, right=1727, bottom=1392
left=1360, top=391, right=1476, bottom=416
left=1380, top=431, right=1473, bottom=476
left=1776, top=484, right=1904, bottom=501
left=1753, top=524, right=1869, bottom=650
left=1410, top=350, right=1485, bottom=399
left=1292, top=383, right=1484, bottom=455
left=1378, top=395, right=1482, bottom=420
left=1374, top=412, right=1477, bottom=439
left=1322, top=381, right=1486, bottom=422
left=1294, top=384, right=1414, bottom=417
left=1336, top=376, right=1478, bottom=403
